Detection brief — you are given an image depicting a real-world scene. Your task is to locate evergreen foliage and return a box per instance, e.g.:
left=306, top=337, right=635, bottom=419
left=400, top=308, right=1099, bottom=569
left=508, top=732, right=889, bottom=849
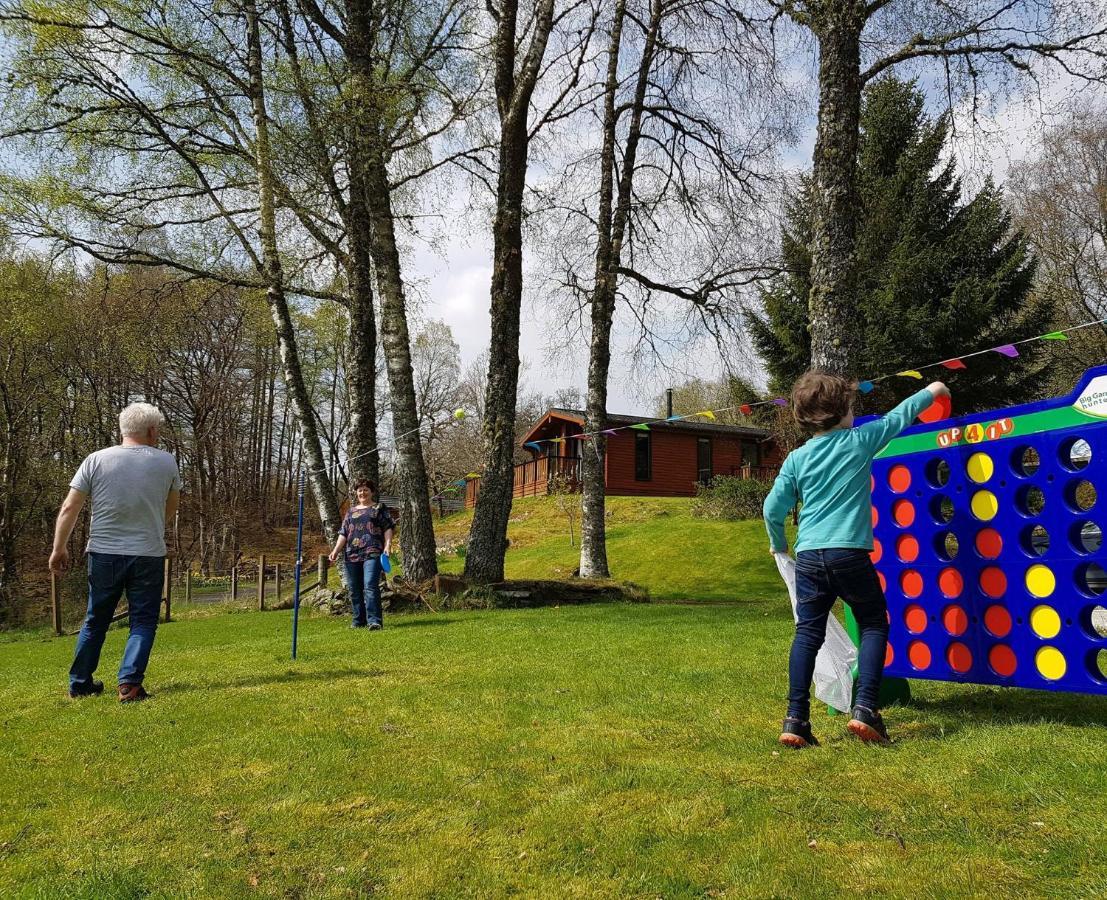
left=748, top=77, right=1051, bottom=415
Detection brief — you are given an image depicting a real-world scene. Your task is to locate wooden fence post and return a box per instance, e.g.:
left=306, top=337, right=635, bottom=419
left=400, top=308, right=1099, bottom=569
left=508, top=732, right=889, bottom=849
left=51, top=571, right=62, bottom=636
left=275, top=562, right=282, bottom=606
left=318, top=554, right=328, bottom=588
left=163, top=558, right=173, bottom=622
left=231, top=562, right=239, bottom=603
left=258, top=553, right=266, bottom=611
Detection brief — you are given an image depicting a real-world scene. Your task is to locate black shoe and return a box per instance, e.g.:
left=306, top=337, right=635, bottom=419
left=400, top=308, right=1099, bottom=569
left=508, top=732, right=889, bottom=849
left=848, top=706, right=890, bottom=744
left=368, top=622, right=383, bottom=631
left=351, top=622, right=367, bottom=629
left=68, top=679, right=104, bottom=699
left=779, top=717, right=819, bottom=749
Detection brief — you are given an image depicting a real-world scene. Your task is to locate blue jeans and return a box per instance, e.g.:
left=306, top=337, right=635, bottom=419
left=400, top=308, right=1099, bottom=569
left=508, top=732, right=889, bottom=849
left=346, top=556, right=383, bottom=627
left=69, top=553, right=164, bottom=689
left=788, top=548, right=888, bottom=720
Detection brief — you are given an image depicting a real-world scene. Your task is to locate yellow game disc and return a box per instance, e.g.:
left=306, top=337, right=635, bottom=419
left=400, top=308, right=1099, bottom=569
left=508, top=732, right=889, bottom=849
left=1025, top=564, right=1056, bottom=599
left=966, top=452, right=994, bottom=484
left=1030, top=604, right=1061, bottom=638
left=971, top=490, right=999, bottom=521
left=1035, top=646, right=1066, bottom=681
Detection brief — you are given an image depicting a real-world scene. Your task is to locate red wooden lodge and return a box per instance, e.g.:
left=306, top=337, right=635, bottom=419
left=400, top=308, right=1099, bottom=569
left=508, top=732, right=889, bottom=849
left=464, top=407, right=783, bottom=508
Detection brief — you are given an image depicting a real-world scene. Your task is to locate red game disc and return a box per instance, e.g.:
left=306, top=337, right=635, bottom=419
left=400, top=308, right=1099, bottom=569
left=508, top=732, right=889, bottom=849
left=918, top=394, right=952, bottom=424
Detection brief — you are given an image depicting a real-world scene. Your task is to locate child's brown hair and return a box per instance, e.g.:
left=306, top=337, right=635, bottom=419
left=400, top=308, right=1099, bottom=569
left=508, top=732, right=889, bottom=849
left=791, top=371, right=853, bottom=432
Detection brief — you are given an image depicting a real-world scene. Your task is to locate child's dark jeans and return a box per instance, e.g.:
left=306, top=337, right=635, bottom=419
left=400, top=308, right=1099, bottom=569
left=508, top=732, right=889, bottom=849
left=788, top=548, right=888, bottom=721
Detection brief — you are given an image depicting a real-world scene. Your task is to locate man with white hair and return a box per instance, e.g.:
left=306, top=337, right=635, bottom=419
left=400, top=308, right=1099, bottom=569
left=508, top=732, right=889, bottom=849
left=50, top=402, right=181, bottom=702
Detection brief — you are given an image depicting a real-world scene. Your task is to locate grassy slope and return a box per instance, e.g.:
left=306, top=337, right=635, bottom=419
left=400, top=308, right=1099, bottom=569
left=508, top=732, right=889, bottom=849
left=435, top=496, right=790, bottom=602
left=3, top=605, right=1107, bottom=898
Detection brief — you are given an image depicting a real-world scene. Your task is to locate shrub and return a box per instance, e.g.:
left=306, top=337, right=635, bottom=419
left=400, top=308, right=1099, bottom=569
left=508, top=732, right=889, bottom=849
left=692, top=476, right=773, bottom=521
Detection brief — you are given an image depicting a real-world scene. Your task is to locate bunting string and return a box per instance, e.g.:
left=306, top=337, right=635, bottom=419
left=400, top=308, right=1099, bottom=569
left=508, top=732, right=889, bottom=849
left=314, top=315, right=1107, bottom=487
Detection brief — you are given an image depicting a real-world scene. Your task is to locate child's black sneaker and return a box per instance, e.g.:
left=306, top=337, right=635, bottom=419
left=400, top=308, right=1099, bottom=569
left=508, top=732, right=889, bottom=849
left=847, top=706, right=890, bottom=744
left=778, top=717, right=819, bottom=749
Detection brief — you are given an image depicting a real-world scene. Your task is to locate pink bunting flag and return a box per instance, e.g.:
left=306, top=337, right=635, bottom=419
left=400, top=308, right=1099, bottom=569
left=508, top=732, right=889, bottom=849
left=941, top=359, right=967, bottom=370
left=994, top=344, right=1019, bottom=358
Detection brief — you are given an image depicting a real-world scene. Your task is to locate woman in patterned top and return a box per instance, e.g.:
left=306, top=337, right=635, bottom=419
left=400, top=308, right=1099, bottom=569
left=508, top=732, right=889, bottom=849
left=328, top=479, right=395, bottom=629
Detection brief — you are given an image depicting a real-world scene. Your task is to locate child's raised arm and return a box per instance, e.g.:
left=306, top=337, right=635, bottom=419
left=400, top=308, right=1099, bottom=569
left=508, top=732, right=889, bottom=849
left=859, top=381, right=950, bottom=454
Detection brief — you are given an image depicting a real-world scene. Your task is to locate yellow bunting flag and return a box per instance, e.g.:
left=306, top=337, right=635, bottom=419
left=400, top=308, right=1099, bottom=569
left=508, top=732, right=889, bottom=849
left=897, top=370, right=923, bottom=379
left=465, top=473, right=480, bottom=479
left=696, top=410, right=716, bottom=420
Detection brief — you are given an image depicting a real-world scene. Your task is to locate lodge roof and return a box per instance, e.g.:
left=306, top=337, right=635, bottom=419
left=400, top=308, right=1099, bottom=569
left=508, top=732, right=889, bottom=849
left=520, top=407, right=771, bottom=445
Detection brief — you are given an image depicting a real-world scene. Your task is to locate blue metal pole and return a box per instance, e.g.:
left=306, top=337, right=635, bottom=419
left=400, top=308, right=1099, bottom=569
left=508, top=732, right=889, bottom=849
left=291, top=470, right=305, bottom=659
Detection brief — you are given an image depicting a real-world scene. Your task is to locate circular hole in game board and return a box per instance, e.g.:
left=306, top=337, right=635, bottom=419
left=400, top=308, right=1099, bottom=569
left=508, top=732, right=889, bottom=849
left=1013, top=445, right=1040, bottom=477
left=1087, top=606, right=1107, bottom=640
left=1066, top=479, right=1097, bottom=513
left=942, top=604, right=968, bottom=635
left=1021, top=524, right=1050, bottom=557
left=1017, top=485, right=1046, bottom=517
left=939, top=569, right=964, bottom=600
left=908, top=640, right=932, bottom=670
left=931, top=495, right=955, bottom=524
left=901, top=569, right=924, bottom=599
left=1090, top=649, right=1107, bottom=683
left=1070, top=520, right=1102, bottom=555
left=927, top=457, right=951, bottom=488
left=1060, top=437, right=1092, bottom=472
left=934, top=531, right=959, bottom=561
left=1076, top=562, right=1107, bottom=598
left=904, top=604, right=928, bottom=634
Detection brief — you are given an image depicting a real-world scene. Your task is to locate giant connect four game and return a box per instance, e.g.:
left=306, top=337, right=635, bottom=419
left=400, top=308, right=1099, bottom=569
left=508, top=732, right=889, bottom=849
left=868, top=364, right=1107, bottom=695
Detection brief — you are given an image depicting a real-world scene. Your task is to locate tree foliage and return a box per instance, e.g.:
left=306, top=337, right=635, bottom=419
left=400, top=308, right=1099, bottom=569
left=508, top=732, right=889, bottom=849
left=748, top=77, right=1051, bottom=414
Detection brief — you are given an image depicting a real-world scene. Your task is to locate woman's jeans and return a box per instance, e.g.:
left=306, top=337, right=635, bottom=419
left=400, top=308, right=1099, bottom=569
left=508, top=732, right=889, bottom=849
left=788, top=548, right=889, bottom=721
left=346, top=556, right=384, bottom=627
left=69, top=553, right=164, bottom=689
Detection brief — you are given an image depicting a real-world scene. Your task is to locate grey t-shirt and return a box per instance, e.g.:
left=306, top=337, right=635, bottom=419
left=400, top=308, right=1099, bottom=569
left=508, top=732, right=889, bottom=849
left=71, top=445, right=182, bottom=556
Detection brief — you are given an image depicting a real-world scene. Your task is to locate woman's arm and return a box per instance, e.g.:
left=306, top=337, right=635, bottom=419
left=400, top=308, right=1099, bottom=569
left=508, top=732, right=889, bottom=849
left=383, top=527, right=394, bottom=555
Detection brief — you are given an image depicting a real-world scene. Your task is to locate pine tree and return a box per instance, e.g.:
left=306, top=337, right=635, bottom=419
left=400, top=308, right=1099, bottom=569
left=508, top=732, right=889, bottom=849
left=748, top=77, right=1050, bottom=415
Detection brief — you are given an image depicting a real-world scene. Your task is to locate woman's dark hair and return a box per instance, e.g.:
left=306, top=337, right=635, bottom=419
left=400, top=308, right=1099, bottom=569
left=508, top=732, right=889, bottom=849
left=353, top=479, right=377, bottom=495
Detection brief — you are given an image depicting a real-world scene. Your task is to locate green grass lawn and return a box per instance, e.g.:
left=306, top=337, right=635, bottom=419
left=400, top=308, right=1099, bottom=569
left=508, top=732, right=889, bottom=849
left=4, top=601, right=1107, bottom=898
left=435, top=496, right=791, bottom=602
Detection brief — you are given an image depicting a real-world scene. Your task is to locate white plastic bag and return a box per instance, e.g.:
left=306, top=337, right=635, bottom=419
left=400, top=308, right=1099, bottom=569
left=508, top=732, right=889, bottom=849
left=773, top=552, right=857, bottom=714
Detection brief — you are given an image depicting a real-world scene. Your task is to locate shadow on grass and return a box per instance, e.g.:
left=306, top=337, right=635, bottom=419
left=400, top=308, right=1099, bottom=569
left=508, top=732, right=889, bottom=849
left=161, top=667, right=386, bottom=694
left=387, top=618, right=452, bottom=628
left=908, top=685, right=1107, bottom=731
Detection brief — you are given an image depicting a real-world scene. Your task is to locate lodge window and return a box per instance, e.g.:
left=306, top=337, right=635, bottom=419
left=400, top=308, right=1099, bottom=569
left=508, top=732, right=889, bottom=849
left=697, top=437, right=713, bottom=485
left=634, top=432, right=651, bottom=481
left=741, top=440, right=760, bottom=468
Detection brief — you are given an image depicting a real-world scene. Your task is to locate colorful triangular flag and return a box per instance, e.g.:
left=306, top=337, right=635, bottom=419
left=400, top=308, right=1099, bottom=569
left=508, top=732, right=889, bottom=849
left=551, top=436, right=565, bottom=444
left=897, top=370, right=923, bottom=379
left=666, top=415, right=681, bottom=421
left=773, top=398, right=788, bottom=406
left=994, top=344, right=1019, bottom=358
left=739, top=404, right=752, bottom=416
left=857, top=381, right=874, bottom=394
left=695, top=410, right=716, bottom=420
left=525, top=441, right=542, bottom=452
left=941, top=359, right=967, bottom=370
left=630, top=423, right=650, bottom=431
left=1042, top=331, right=1069, bottom=341
left=602, top=429, right=619, bottom=436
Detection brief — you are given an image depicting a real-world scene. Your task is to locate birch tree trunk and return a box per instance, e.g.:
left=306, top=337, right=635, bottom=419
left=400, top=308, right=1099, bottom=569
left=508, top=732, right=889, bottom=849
left=579, top=0, right=659, bottom=578
left=464, top=0, right=556, bottom=583
left=345, top=144, right=381, bottom=489
left=244, top=0, right=341, bottom=541
left=346, top=0, right=438, bottom=582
